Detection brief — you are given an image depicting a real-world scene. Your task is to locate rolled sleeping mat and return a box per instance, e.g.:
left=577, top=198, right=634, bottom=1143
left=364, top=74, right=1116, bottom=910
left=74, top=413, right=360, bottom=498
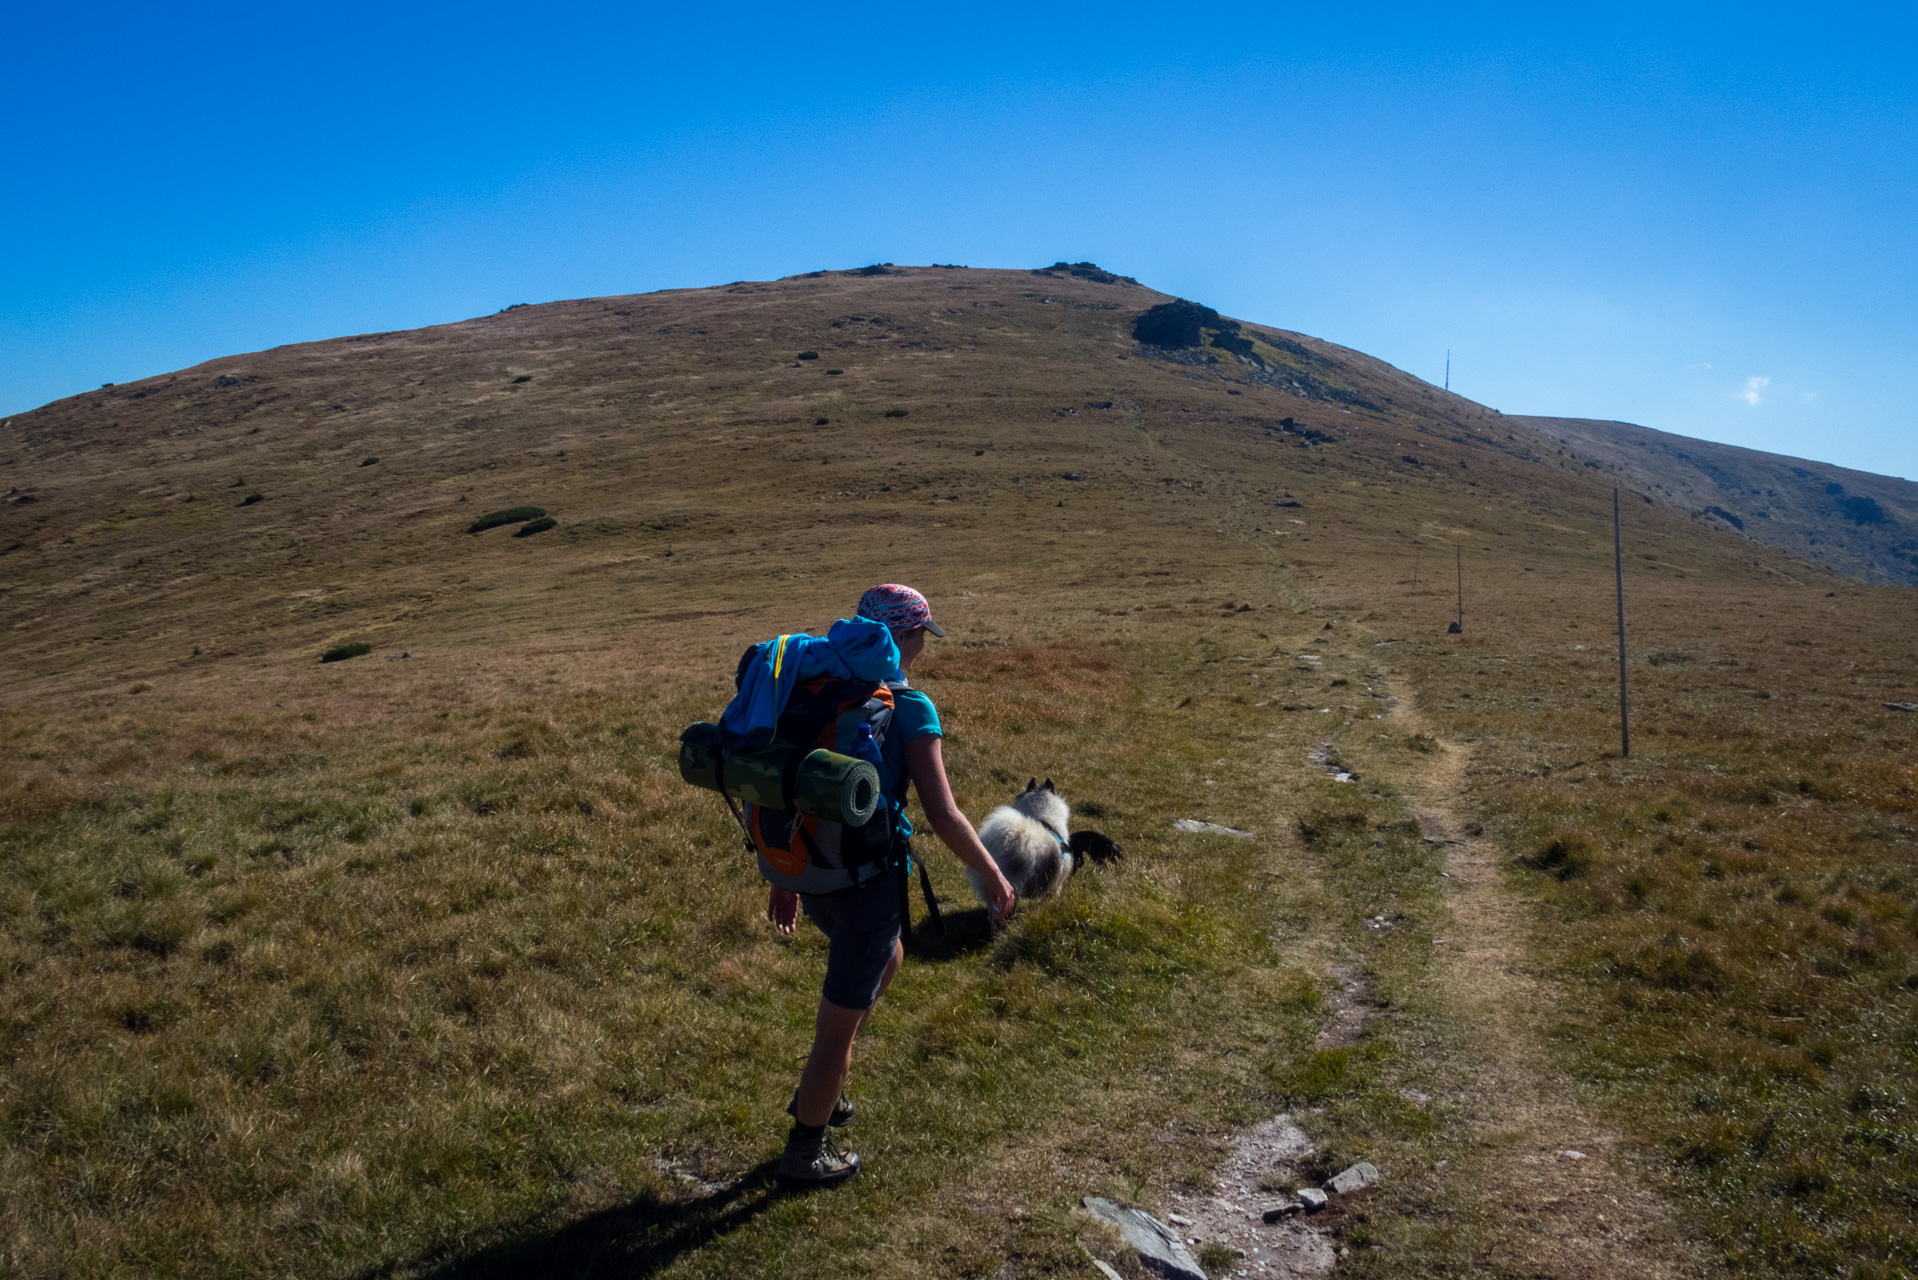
left=678, top=723, right=881, bottom=827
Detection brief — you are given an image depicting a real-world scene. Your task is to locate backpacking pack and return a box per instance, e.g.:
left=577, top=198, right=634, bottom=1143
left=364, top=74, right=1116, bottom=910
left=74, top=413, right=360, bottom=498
left=735, top=648, right=905, bottom=896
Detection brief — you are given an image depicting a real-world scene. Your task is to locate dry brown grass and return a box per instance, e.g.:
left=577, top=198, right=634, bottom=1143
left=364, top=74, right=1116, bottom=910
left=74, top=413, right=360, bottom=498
left=1328, top=525, right=1918, bottom=1276
left=3, top=265, right=1915, bottom=1277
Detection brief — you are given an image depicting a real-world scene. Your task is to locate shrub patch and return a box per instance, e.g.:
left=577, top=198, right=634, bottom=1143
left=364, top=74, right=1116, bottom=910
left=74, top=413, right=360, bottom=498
left=467, top=506, right=545, bottom=534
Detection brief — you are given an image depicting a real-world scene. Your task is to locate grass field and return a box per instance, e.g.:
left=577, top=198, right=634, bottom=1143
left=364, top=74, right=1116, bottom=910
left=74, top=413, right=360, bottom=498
left=3, top=265, right=1915, bottom=1277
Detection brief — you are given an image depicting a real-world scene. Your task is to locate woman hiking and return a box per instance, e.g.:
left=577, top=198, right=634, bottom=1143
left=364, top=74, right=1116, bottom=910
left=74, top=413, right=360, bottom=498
left=767, top=584, right=1017, bottom=1187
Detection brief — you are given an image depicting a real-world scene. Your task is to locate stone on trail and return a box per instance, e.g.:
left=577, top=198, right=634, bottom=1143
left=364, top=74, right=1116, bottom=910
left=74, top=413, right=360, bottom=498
left=1297, top=1187, right=1329, bottom=1211
left=1172, top=818, right=1255, bottom=838
left=1081, top=1198, right=1208, bottom=1280
left=1092, top=1262, right=1126, bottom=1280
left=1261, top=1200, right=1303, bottom=1222
left=1324, top=1161, right=1380, bottom=1195
left=1886, top=702, right=1918, bottom=713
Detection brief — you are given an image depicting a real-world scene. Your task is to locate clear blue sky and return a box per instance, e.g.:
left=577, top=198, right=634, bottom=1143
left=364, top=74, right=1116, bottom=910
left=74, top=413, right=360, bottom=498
left=5, top=2, right=1913, bottom=478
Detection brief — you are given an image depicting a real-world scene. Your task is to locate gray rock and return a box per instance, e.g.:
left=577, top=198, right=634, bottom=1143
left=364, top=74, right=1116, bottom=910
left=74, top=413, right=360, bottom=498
left=1297, top=1187, right=1329, bottom=1211
left=1886, top=702, right=1918, bottom=713
left=1081, top=1197, right=1208, bottom=1280
left=1172, top=818, right=1255, bottom=838
left=1261, top=1200, right=1302, bottom=1222
left=1324, top=1161, right=1380, bottom=1195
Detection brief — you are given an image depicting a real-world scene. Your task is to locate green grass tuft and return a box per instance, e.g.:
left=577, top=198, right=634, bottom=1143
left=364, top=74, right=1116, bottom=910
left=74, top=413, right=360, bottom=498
left=466, top=505, right=545, bottom=534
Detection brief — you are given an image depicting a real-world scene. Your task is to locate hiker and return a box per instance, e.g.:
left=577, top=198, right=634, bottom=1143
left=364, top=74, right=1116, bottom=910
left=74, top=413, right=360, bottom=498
left=766, top=584, right=1017, bottom=1187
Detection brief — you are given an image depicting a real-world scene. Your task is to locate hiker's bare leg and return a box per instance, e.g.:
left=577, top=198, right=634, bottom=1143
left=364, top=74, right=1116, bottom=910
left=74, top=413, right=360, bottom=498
left=794, top=939, right=902, bottom=1126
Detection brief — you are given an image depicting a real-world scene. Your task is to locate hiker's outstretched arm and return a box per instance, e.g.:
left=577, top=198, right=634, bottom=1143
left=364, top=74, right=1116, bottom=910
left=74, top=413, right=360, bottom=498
left=905, top=735, right=1016, bottom=919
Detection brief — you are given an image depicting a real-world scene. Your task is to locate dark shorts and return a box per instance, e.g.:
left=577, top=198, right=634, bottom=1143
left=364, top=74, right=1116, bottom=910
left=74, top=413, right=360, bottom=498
left=800, top=865, right=902, bottom=1011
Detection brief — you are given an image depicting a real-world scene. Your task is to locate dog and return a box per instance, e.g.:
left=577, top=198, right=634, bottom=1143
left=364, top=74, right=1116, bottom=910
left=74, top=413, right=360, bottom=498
left=967, top=778, right=1123, bottom=904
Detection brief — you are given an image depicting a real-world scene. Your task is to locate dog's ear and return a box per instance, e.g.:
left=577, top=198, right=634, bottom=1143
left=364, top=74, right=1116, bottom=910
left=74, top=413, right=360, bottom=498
left=1042, top=778, right=1055, bottom=792
left=1024, top=778, right=1037, bottom=793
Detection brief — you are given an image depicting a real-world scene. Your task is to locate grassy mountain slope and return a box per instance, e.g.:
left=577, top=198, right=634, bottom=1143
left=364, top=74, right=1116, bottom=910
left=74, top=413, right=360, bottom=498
left=2, top=266, right=1916, bottom=1279
left=1511, top=414, right=1918, bottom=588
left=2, top=261, right=1529, bottom=694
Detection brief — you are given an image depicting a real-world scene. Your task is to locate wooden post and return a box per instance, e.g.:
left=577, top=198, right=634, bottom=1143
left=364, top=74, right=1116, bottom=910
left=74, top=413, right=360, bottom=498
left=1456, top=545, right=1463, bottom=630
left=1614, top=487, right=1630, bottom=758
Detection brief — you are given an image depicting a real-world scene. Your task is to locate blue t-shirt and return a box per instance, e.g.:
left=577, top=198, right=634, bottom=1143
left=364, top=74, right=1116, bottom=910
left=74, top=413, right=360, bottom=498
left=882, top=683, right=941, bottom=804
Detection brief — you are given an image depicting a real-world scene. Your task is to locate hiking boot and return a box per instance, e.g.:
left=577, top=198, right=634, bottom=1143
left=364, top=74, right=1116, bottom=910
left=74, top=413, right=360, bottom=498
left=786, top=1090, right=855, bottom=1127
left=778, top=1127, right=860, bottom=1187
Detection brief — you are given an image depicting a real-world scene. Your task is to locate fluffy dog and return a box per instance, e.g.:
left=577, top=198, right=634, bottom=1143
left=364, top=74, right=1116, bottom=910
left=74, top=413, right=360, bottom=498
left=968, top=778, right=1122, bottom=904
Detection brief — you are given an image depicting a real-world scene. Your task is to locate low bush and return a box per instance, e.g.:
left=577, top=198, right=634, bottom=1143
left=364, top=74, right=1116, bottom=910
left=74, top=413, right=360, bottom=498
left=514, top=517, right=557, bottom=538
left=319, top=642, right=371, bottom=663
left=239, top=493, right=264, bottom=506
left=1298, top=808, right=1366, bottom=845
left=360, top=457, right=379, bottom=467
left=467, top=506, right=545, bottom=534
left=1522, top=835, right=1591, bottom=880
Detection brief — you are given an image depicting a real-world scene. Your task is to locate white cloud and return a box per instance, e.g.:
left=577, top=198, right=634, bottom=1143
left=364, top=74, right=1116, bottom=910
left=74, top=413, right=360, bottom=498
left=1737, top=375, right=1770, bottom=406
left=1686, top=362, right=1714, bottom=370
left=1800, top=390, right=1819, bottom=403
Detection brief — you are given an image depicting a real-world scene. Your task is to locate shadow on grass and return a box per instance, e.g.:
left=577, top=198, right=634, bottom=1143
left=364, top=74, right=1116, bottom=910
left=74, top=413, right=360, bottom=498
left=366, top=1159, right=783, bottom=1280
left=908, top=904, right=996, bottom=963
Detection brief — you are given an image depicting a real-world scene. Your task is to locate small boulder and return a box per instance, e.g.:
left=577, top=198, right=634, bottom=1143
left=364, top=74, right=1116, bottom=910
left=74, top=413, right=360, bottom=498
left=1081, top=1198, right=1207, bottom=1280
left=1261, top=1201, right=1302, bottom=1222
left=1297, top=1187, right=1329, bottom=1212
left=1172, top=819, right=1255, bottom=839
left=1325, top=1162, right=1380, bottom=1195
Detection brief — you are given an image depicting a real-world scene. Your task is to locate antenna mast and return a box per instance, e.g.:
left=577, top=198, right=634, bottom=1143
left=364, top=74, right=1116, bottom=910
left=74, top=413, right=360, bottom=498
left=1445, top=349, right=1451, bottom=391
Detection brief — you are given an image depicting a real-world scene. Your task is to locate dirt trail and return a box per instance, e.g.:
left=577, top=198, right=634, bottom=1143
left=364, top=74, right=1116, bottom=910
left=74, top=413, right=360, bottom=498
left=1401, top=708, right=1708, bottom=1278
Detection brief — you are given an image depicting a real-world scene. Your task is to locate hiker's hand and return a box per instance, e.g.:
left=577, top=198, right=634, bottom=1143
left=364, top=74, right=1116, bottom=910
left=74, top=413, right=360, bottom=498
left=985, top=871, right=1017, bottom=924
left=768, top=887, right=799, bottom=935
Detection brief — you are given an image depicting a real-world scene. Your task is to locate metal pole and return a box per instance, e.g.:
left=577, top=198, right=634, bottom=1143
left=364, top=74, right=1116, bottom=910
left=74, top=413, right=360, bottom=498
left=1615, top=487, right=1630, bottom=758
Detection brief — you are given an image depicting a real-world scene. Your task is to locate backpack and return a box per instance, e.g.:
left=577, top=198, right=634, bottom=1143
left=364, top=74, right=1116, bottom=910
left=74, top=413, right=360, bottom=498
left=735, top=647, right=905, bottom=895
